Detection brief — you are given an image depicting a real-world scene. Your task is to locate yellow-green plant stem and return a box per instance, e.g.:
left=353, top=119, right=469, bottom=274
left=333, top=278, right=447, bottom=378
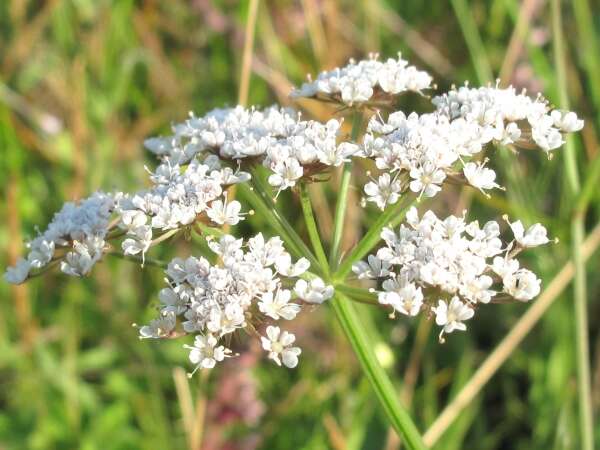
left=552, top=1, right=593, bottom=449
left=239, top=180, right=323, bottom=274
left=329, top=111, right=363, bottom=269
left=299, top=182, right=329, bottom=274
left=332, top=292, right=427, bottom=450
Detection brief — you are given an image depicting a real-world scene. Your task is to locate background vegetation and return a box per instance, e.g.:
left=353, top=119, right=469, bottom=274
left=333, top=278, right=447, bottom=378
left=1, top=0, right=599, bottom=449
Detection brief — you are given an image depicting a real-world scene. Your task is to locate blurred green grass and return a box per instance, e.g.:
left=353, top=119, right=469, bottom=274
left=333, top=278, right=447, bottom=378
left=1, top=1, right=599, bottom=449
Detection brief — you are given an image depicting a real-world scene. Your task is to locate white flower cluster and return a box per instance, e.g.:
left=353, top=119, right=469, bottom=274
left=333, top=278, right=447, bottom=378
left=353, top=207, right=550, bottom=340
left=139, top=233, right=333, bottom=372
left=433, top=83, right=584, bottom=152
left=291, top=53, right=432, bottom=105
left=117, top=157, right=249, bottom=259
left=360, top=93, right=583, bottom=209
left=4, top=192, right=114, bottom=284
left=360, top=111, right=494, bottom=209
left=144, top=105, right=359, bottom=193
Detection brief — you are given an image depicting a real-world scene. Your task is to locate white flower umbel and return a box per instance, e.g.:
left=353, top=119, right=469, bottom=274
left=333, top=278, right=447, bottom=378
left=142, top=105, right=359, bottom=195
left=356, top=207, right=548, bottom=339
left=291, top=53, right=432, bottom=106
left=137, top=233, right=332, bottom=371
left=4, top=191, right=114, bottom=284
left=433, top=82, right=584, bottom=152
left=117, top=158, right=248, bottom=260
left=358, top=84, right=583, bottom=209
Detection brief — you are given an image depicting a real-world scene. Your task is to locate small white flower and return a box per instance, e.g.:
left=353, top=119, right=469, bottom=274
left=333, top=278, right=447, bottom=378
left=503, top=269, right=541, bottom=301
left=364, top=173, right=402, bottom=210
left=275, top=254, right=310, bottom=277
left=463, top=162, right=500, bottom=193
left=122, top=225, right=152, bottom=256
left=261, top=326, right=301, bottom=368
left=379, top=283, right=423, bottom=317
left=491, top=256, right=519, bottom=278
left=185, top=334, right=231, bottom=370
left=206, top=198, right=243, bottom=226
left=352, top=255, right=391, bottom=279
left=268, top=159, right=303, bottom=191
left=206, top=304, right=246, bottom=336
left=139, top=311, right=176, bottom=339
left=409, top=163, right=446, bottom=198
left=259, top=289, right=301, bottom=320
left=433, top=296, right=474, bottom=337
left=551, top=110, right=584, bottom=133
left=340, top=76, right=373, bottom=104
left=27, top=239, right=55, bottom=269
left=159, top=288, right=188, bottom=315
left=120, top=209, right=147, bottom=230
left=294, top=278, right=334, bottom=304
left=459, top=275, right=494, bottom=304
left=509, top=220, right=550, bottom=248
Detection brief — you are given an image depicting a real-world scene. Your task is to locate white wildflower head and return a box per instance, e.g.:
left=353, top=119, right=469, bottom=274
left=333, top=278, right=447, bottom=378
left=432, top=83, right=584, bottom=152
left=136, top=233, right=332, bottom=371
left=358, top=207, right=546, bottom=339
left=291, top=53, right=432, bottom=106
left=4, top=192, right=114, bottom=284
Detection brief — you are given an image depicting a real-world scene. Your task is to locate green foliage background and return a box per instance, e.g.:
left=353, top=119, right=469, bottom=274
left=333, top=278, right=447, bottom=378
left=0, top=0, right=599, bottom=449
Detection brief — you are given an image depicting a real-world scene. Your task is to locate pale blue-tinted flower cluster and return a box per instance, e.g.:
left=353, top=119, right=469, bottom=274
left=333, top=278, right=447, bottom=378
left=5, top=192, right=114, bottom=284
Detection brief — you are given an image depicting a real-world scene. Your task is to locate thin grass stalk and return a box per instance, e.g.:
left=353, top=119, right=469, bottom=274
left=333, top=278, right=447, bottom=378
left=449, top=0, right=493, bottom=83
left=329, top=111, right=362, bottom=268
left=238, top=0, right=260, bottom=107
left=552, top=2, right=594, bottom=449
left=299, top=182, right=330, bottom=273
left=332, top=292, right=427, bottom=450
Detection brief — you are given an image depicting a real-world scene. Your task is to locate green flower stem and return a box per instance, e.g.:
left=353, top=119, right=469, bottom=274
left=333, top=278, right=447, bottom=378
left=552, top=1, right=593, bottom=448
left=335, top=199, right=413, bottom=282
left=107, top=252, right=167, bottom=268
left=329, top=111, right=363, bottom=269
left=336, top=283, right=378, bottom=305
left=332, top=292, right=427, bottom=450
left=299, top=182, right=330, bottom=274
left=239, top=178, right=323, bottom=275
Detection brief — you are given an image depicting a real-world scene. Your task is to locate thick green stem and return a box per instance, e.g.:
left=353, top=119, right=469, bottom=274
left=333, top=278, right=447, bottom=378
left=299, top=183, right=329, bottom=274
left=332, top=293, right=427, bottom=450
left=552, top=1, right=593, bottom=448
left=329, top=111, right=363, bottom=269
